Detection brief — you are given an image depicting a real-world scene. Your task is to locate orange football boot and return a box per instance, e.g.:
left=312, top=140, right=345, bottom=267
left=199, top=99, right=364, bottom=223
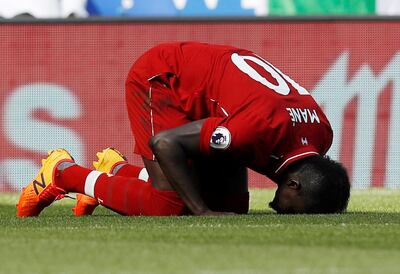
left=72, top=147, right=128, bottom=216
left=72, top=193, right=99, bottom=216
left=16, top=148, right=74, bottom=217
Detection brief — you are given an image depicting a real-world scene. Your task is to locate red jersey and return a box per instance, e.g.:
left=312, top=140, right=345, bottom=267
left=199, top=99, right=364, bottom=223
left=128, top=42, right=333, bottom=179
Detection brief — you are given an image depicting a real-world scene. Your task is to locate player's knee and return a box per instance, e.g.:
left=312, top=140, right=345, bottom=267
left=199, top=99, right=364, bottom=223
left=149, top=132, right=173, bottom=154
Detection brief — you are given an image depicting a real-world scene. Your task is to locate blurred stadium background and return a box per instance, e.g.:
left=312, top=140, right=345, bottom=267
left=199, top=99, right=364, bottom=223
left=1, top=0, right=400, bottom=191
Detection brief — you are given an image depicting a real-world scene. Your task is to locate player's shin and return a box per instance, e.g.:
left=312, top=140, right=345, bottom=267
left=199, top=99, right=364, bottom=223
left=60, top=165, right=185, bottom=216
left=87, top=173, right=185, bottom=216
left=56, top=165, right=94, bottom=194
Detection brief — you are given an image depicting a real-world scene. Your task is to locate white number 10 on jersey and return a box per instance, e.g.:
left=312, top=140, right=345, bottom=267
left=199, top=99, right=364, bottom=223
left=231, top=53, right=310, bottom=96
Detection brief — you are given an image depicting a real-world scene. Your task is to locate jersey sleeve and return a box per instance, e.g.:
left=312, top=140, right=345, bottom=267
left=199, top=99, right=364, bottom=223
left=200, top=117, right=223, bottom=155
left=200, top=111, right=277, bottom=164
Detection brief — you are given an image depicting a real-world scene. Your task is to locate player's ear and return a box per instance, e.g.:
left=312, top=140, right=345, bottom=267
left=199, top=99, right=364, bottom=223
left=287, top=179, right=301, bottom=190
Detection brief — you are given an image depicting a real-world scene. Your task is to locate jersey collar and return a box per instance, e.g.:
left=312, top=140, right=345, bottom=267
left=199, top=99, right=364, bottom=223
left=274, top=146, right=320, bottom=175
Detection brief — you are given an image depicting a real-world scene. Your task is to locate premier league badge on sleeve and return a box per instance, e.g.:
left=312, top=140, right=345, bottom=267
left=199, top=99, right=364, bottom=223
left=210, top=126, right=231, bottom=149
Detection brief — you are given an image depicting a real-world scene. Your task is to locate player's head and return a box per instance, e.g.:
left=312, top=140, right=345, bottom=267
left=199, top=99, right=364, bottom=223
left=269, top=155, right=350, bottom=214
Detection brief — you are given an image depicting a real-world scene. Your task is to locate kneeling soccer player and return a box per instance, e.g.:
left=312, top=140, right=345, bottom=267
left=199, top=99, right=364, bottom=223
left=16, top=42, right=350, bottom=217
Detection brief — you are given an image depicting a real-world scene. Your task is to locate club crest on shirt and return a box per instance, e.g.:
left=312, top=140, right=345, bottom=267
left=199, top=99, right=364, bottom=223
left=210, top=126, right=231, bottom=149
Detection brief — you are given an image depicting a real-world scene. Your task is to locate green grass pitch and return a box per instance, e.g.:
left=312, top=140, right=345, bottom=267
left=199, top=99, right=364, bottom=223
left=0, top=189, right=399, bottom=274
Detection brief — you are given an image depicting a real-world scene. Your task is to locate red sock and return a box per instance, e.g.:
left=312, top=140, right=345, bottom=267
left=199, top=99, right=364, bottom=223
left=56, top=165, right=92, bottom=193
left=94, top=175, right=184, bottom=216
left=114, top=164, right=149, bottom=182
left=56, top=164, right=148, bottom=192
left=57, top=165, right=184, bottom=216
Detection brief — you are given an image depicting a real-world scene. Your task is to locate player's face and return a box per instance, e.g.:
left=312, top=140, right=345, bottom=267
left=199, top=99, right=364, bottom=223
left=269, top=179, right=306, bottom=214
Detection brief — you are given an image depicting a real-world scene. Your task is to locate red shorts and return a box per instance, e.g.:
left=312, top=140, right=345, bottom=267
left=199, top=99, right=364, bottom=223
left=125, top=75, right=190, bottom=160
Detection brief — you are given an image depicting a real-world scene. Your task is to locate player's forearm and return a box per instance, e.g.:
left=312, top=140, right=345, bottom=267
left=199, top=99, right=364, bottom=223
left=150, top=134, right=210, bottom=215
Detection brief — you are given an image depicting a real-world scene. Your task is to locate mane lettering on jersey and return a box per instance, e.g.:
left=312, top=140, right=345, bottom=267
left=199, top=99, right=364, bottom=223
left=286, top=108, right=320, bottom=124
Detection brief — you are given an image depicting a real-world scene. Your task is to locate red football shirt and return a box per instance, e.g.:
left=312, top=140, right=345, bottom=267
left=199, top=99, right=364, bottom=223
left=129, top=42, right=333, bottom=179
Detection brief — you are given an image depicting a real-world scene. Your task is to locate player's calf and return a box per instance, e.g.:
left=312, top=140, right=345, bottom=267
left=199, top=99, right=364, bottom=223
left=72, top=147, right=128, bottom=216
